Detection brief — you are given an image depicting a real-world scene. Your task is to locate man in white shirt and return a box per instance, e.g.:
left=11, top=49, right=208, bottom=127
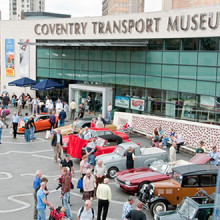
left=174, top=134, right=184, bottom=154
left=56, top=99, right=63, bottom=115
left=169, top=142, right=177, bottom=162
left=32, top=96, right=38, bottom=114
left=64, top=101, right=69, bottom=122
left=69, top=100, right=76, bottom=120
left=77, top=200, right=96, bottom=220
left=48, top=100, right=54, bottom=115
left=45, top=96, right=50, bottom=113
left=84, top=127, right=92, bottom=140
left=107, top=102, right=112, bottom=122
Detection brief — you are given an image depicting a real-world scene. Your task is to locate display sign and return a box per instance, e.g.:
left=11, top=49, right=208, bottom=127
left=5, top=39, right=15, bottom=77
left=19, top=39, right=30, bottom=77
left=131, top=98, right=145, bottom=111
left=115, top=96, right=130, bottom=108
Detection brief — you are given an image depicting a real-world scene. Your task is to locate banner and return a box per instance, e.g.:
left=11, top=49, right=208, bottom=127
left=5, top=39, right=15, bottom=77
left=131, top=98, right=145, bottom=111
left=19, top=39, right=30, bottom=77
left=115, top=96, right=130, bottom=108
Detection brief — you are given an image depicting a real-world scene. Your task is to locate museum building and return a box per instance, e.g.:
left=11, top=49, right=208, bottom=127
left=1, top=5, right=220, bottom=122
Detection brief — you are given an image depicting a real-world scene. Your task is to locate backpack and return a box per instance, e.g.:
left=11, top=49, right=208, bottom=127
left=79, top=206, right=94, bottom=219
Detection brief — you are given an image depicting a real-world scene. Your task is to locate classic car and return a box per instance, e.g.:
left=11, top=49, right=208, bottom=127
left=66, top=135, right=126, bottom=159
left=139, top=164, right=218, bottom=216
left=96, top=144, right=168, bottom=179
left=17, top=113, right=59, bottom=133
left=0, top=109, right=10, bottom=117
left=155, top=194, right=215, bottom=220
left=115, top=153, right=211, bottom=194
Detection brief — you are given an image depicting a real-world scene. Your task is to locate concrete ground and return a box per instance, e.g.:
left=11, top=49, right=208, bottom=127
left=0, top=106, right=193, bottom=220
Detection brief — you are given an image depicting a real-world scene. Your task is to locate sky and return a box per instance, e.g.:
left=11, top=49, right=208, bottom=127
left=0, top=0, right=162, bottom=20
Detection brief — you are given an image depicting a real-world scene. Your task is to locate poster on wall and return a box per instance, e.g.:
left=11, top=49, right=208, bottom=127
left=115, top=96, right=130, bottom=108
left=19, top=39, right=30, bottom=77
left=5, top=38, right=15, bottom=77
left=131, top=98, right=145, bottom=111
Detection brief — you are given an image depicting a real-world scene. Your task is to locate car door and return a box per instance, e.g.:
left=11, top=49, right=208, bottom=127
left=37, top=115, right=50, bottom=131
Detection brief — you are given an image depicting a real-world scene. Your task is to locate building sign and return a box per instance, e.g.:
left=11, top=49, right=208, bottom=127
left=5, top=39, right=14, bottom=77
left=115, top=96, right=130, bottom=108
left=131, top=98, right=145, bottom=111
left=19, top=39, right=30, bottom=77
left=34, top=12, right=220, bottom=36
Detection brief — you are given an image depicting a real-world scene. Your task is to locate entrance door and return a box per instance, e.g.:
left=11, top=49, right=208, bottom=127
left=89, top=92, right=102, bottom=116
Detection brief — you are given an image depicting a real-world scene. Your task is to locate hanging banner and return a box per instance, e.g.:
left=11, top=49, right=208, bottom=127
left=19, top=39, right=30, bottom=77
left=131, top=98, right=145, bottom=111
left=115, top=96, right=130, bottom=108
left=5, top=39, right=15, bottom=77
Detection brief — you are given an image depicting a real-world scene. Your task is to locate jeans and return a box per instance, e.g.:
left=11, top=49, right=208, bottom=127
left=0, top=128, right=2, bottom=142
left=25, top=129, right=30, bottom=142
left=162, top=137, right=169, bottom=146
left=30, top=127, right=35, bottom=140
left=63, top=192, right=72, bottom=219
left=2, top=104, right=8, bottom=109
left=44, top=107, right=48, bottom=113
left=107, top=111, right=112, bottom=122
left=59, top=119, right=65, bottom=127
left=87, top=153, right=96, bottom=166
left=37, top=209, right=45, bottom=220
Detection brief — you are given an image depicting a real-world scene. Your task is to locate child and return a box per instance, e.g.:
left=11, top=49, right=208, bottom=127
left=58, top=207, right=65, bottom=219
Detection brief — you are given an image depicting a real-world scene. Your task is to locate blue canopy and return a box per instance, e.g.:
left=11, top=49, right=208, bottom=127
left=8, top=77, right=37, bottom=87
left=30, top=79, right=64, bottom=91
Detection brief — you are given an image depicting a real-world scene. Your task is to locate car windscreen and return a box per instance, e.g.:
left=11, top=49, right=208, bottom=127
left=149, top=160, right=169, bottom=174
left=114, top=146, right=125, bottom=156
left=178, top=199, right=197, bottom=219
left=95, top=138, right=105, bottom=147
left=172, top=171, right=183, bottom=184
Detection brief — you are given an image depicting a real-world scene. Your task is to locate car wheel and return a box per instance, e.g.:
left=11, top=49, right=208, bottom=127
left=150, top=200, right=167, bottom=217
left=137, top=182, right=150, bottom=195
left=108, top=167, right=119, bottom=179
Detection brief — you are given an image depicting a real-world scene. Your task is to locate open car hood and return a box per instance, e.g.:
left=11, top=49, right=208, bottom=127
left=189, top=153, right=211, bottom=164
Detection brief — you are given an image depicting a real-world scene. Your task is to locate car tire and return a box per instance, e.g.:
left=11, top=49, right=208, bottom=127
left=137, top=182, right=150, bottom=195
left=108, top=167, right=119, bottom=179
left=150, top=200, right=167, bottom=217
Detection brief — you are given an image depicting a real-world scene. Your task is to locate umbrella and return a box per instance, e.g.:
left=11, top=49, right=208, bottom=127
left=30, top=79, right=64, bottom=91
left=8, top=77, right=37, bottom=87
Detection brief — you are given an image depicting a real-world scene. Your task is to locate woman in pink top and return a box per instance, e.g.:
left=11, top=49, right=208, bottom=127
left=79, top=155, right=88, bottom=193
left=82, top=169, right=96, bottom=200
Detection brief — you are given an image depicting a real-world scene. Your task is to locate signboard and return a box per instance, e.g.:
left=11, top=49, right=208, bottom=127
left=5, top=39, right=14, bottom=77
left=19, top=39, right=30, bottom=77
left=131, top=98, right=145, bottom=111
left=115, top=96, right=130, bottom=108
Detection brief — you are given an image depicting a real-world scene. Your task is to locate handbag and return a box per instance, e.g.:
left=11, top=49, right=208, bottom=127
left=77, top=178, right=83, bottom=190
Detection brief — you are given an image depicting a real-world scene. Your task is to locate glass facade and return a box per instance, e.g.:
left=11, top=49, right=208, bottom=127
left=36, top=37, right=220, bottom=125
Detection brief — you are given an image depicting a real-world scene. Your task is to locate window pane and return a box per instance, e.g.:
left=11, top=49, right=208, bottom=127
left=217, top=83, right=220, bottom=97
left=102, top=61, right=115, bottom=73
left=50, top=59, right=62, bottom=68
left=148, top=39, right=163, bottom=50
left=146, top=64, right=161, bottom=76
left=89, top=50, right=102, bottom=60
left=163, top=52, right=179, bottom=64
left=88, top=71, right=102, bottom=82
left=37, top=48, right=49, bottom=58
left=116, top=50, right=130, bottom=62
left=180, top=52, right=197, bottom=65
left=116, top=62, right=130, bottom=74
left=146, top=52, right=162, bottom=63
left=62, top=69, right=74, bottom=79
left=162, top=78, right=178, bottom=91
left=50, top=69, right=62, bottom=78
left=198, top=52, right=218, bottom=66
left=103, top=50, right=116, bottom=61
left=37, top=68, right=49, bottom=77
left=130, top=75, right=145, bottom=87
left=116, top=74, right=130, bottom=85
left=75, top=70, right=88, bottom=81
left=197, top=67, right=216, bottom=81
left=62, top=60, right=74, bottom=69
left=218, top=52, right=220, bottom=66
left=75, top=60, right=89, bottom=71
left=130, top=63, right=145, bottom=75
left=197, top=81, right=216, bottom=96
left=62, top=49, right=75, bottom=59
left=89, top=61, right=102, bottom=72
left=200, top=38, right=219, bottom=50
left=200, top=175, right=216, bottom=186
left=75, top=49, right=88, bottom=60
left=162, top=65, right=178, bottom=77
left=183, top=38, right=199, bottom=50
left=50, top=49, right=62, bottom=59
left=102, top=73, right=116, bottom=84
left=146, top=76, right=161, bottom=89
left=165, top=39, right=181, bottom=50
left=37, top=59, right=49, bottom=68
left=179, top=66, right=197, bottom=79
left=131, top=51, right=146, bottom=63
left=179, top=79, right=196, bottom=93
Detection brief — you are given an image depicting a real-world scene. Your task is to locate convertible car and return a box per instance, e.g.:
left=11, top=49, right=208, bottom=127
left=115, top=153, right=211, bottom=194
left=17, top=114, right=59, bottom=133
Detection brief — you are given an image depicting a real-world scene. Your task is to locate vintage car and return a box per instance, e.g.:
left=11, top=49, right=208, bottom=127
left=139, top=164, right=218, bottom=216
left=96, top=144, right=168, bottom=179
left=155, top=194, right=215, bottom=220
left=66, top=135, right=127, bottom=159
left=17, top=114, right=59, bottom=133
left=115, top=154, right=211, bottom=194
left=0, top=109, right=10, bottom=117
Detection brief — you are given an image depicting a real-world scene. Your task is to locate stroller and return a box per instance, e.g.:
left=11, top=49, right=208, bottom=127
left=49, top=206, right=65, bottom=220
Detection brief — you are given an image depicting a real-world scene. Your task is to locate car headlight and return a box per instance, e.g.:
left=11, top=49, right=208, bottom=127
left=124, top=180, right=130, bottom=185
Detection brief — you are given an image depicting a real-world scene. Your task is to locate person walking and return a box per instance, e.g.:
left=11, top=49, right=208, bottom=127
left=77, top=200, right=96, bottom=220
left=64, top=101, right=69, bottom=122
left=82, top=169, right=96, bottom=201
left=56, top=99, right=63, bottom=115
left=32, top=96, right=38, bottom=114
left=51, top=129, right=63, bottom=163
left=0, top=107, right=9, bottom=128
left=122, top=196, right=135, bottom=220
left=30, top=115, right=36, bottom=141
left=96, top=178, right=112, bottom=220
left=24, top=116, right=31, bottom=142
left=59, top=154, right=75, bottom=176
left=169, top=142, right=177, bottom=162
left=48, top=99, right=54, bottom=115
left=17, top=97, right=23, bottom=116
left=61, top=167, right=72, bottom=219
left=70, top=99, right=76, bottom=120
left=0, top=117, right=3, bottom=144
left=2, top=94, right=10, bottom=109
left=33, top=170, right=42, bottom=219
left=10, top=112, right=20, bottom=139
left=44, top=96, right=50, bottom=113
left=50, top=111, right=56, bottom=130
left=58, top=108, right=66, bottom=127
left=86, top=138, right=96, bottom=171
left=79, top=155, right=88, bottom=193
left=107, top=102, right=112, bottom=122
left=126, top=147, right=135, bottom=169
left=94, top=160, right=107, bottom=187
left=37, top=182, right=53, bottom=220
left=87, top=96, right=92, bottom=115
left=125, top=202, right=146, bottom=220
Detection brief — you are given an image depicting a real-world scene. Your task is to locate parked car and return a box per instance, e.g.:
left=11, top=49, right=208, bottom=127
left=155, top=194, right=215, bottom=220
left=139, top=164, right=218, bottom=217
left=96, top=144, right=168, bottom=179
left=17, top=114, right=59, bottom=133
left=115, top=153, right=211, bottom=194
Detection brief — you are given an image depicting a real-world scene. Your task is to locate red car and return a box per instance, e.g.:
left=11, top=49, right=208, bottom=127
left=115, top=154, right=211, bottom=194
